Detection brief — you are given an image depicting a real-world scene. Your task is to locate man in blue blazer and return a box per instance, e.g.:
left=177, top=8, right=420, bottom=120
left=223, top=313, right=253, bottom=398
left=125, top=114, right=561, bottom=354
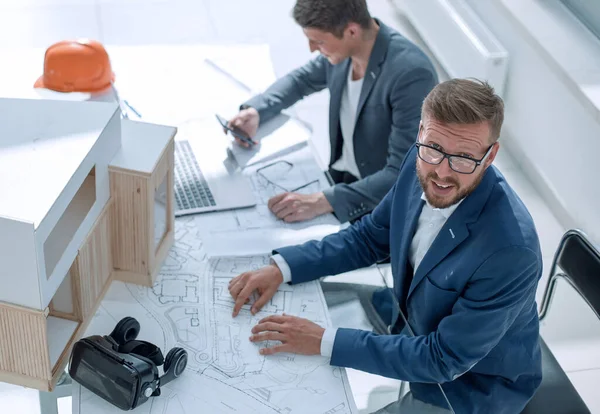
left=229, top=79, right=543, bottom=413
left=226, top=0, right=437, bottom=224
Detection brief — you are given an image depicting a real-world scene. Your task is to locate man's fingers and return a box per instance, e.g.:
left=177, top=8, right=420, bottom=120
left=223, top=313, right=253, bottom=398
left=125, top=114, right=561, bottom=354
left=271, top=197, right=295, bottom=216
left=251, top=288, right=276, bottom=315
left=271, top=196, right=292, bottom=214
left=228, top=276, right=246, bottom=299
left=267, top=193, right=287, bottom=210
left=276, top=205, right=297, bottom=220
left=226, top=119, right=238, bottom=131
left=232, top=284, right=254, bottom=317
left=228, top=274, right=244, bottom=294
left=259, top=343, right=292, bottom=356
left=283, top=212, right=302, bottom=223
left=228, top=274, right=241, bottom=289
left=258, top=314, right=290, bottom=324
left=229, top=282, right=244, bottom=300
left=235, top=137, right=250, bottom=148
left=250, top=332, right=286, bottom=343
left=252, top=321, right=286, bottom=334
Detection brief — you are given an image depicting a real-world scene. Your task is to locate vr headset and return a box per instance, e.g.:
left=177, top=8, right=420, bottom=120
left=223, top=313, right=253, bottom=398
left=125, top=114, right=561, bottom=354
left=69, top=317, right=188, bottom=411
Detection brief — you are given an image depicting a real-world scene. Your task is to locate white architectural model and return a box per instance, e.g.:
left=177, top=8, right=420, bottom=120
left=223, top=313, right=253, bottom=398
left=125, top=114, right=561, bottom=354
left=0, top=97, right=176, bottom=391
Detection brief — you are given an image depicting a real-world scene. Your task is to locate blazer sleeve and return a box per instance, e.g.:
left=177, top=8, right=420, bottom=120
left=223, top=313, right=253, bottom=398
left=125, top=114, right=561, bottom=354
left=323, top=66, right=436, bottom=223
left=242, top=55, right=329, bottom=125
left=330, top=246, right=541, bottom=383
left=272, top=179, right=397, bottom=284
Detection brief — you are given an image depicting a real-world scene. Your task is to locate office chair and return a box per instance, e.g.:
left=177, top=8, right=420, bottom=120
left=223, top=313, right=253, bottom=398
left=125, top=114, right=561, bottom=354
left=522, top=229, right=599, bottom=414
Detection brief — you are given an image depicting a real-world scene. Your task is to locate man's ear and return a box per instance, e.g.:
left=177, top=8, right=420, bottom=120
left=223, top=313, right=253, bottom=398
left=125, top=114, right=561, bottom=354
left=345, top=22, right=360, bottom=38
left=484, top=142, right=500, bottom=169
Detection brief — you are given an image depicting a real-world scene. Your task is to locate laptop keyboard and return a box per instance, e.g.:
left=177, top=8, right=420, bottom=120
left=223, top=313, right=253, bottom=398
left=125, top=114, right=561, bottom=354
left=174, top=140, right=216, bottom=211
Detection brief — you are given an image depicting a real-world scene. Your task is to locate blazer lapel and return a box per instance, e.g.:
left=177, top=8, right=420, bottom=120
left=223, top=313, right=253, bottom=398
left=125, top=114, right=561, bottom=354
left=395, top=182, right=424, bottom=299
left=406, top=166, right=499, bottom=299
left=355, top=21, right=391, bottom=123
left=407, top=216, right=469, bottom=299
left=328, top=59, right=350, bottom=149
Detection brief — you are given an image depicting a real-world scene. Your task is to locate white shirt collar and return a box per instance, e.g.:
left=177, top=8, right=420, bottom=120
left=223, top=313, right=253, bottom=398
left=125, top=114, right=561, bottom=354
left=420, top=192, right=463, bottom=219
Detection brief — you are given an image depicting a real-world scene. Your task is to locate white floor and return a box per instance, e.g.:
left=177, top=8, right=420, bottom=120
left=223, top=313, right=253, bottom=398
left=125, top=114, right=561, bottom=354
left=0, top=0, right=599, bottom=413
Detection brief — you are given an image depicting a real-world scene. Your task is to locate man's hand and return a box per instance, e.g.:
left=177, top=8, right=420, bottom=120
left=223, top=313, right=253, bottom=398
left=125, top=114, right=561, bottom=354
left=267, top=191, right=333, bottom=223
left=249, top=314, right=325, bottom=356
left=228, top=265, right=283, bottom=317
left=226, top=107, right=260, bottom=148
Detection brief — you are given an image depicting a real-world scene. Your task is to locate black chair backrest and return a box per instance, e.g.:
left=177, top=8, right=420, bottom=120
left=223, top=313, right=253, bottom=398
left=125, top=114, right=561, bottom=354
left=540, top=229, right=600, bottom=320
left=525, top=229, right=598, bottom=414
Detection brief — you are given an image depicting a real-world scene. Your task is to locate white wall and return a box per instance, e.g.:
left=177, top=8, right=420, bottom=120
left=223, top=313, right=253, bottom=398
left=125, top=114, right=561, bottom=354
left=461, top=0, right=600, bottom=245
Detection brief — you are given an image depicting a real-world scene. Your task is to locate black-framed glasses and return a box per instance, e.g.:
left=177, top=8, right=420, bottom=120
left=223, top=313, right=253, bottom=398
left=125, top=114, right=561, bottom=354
left=415, top=142, right=495, bottom=174
left=256, top=160, right=319, bottom=192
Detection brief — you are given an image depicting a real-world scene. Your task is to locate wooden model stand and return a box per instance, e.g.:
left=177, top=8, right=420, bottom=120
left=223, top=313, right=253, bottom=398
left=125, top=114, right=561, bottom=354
left=0, top=98, right=176, bottom=391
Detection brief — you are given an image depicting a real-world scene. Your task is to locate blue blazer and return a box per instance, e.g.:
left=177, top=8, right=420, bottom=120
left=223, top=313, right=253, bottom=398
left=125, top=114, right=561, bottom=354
left=276, top=145, right=543, bottom=413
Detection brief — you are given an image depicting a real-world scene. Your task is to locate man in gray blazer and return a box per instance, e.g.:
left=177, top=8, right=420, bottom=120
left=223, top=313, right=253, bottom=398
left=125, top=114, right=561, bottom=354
left=227, top=0, right=438, bottom=223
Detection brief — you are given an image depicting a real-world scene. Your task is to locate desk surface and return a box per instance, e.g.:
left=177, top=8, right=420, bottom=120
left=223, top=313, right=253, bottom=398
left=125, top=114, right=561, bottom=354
left=0, top=43, right=457, bottom=414
left=33, top=44, right=357, bottom=414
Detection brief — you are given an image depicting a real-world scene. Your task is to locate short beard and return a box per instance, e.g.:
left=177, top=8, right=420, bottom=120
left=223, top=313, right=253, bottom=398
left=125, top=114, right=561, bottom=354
left=416, top=162, right=485, bottom=209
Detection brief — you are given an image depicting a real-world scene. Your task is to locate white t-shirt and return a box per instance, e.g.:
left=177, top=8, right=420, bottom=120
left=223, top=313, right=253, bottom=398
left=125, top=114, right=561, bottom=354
left=330, top=67, right=364, bottom=179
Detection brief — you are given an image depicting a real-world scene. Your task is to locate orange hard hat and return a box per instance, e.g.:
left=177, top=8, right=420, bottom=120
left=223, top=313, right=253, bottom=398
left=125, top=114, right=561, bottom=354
left=34, top=39, right=115, bottom=93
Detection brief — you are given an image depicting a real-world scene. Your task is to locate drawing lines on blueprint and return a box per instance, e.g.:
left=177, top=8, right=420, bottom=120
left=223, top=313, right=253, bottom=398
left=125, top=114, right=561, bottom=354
left=76, top=253, right=356, bottom=414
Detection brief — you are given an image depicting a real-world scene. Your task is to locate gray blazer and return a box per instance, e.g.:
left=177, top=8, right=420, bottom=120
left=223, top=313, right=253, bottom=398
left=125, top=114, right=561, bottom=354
left=243, top=19, right=437, bottom=223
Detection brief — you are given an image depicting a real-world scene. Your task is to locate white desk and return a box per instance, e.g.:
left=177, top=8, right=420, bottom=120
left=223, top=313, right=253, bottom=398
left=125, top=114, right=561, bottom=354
left=0, top=44, right=364, bottom=413
left=0, top=43, right=405, bottom=413
left=76, top=44, right=356, bottom=414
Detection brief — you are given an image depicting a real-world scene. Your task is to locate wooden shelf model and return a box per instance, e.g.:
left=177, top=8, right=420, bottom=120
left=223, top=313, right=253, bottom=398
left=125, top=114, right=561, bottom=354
left=0, top=97, right=176, bottom=391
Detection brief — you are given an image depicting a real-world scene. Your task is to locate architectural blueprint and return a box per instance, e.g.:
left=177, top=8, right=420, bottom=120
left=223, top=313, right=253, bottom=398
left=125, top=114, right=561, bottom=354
left=73, top=219, right=357, bottom=414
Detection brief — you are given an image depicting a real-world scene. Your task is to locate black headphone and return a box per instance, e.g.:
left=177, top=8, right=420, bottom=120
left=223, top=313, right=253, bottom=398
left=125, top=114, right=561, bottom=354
left=109, top=317, right=188, bottom=393
left=69, top=316, right=188, bottom=410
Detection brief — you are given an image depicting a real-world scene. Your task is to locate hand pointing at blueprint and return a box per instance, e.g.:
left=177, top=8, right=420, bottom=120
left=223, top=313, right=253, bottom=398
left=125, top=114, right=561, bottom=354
left=229, top=264, right=283, bottom=316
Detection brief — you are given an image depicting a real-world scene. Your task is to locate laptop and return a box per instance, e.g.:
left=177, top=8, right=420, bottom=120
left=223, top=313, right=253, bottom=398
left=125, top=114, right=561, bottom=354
left=172, top=118, right=256, bottom=216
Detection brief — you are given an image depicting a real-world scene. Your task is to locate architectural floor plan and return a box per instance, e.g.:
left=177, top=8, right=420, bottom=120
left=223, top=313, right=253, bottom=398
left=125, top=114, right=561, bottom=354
left=74, top=220, right=356, bottom=414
